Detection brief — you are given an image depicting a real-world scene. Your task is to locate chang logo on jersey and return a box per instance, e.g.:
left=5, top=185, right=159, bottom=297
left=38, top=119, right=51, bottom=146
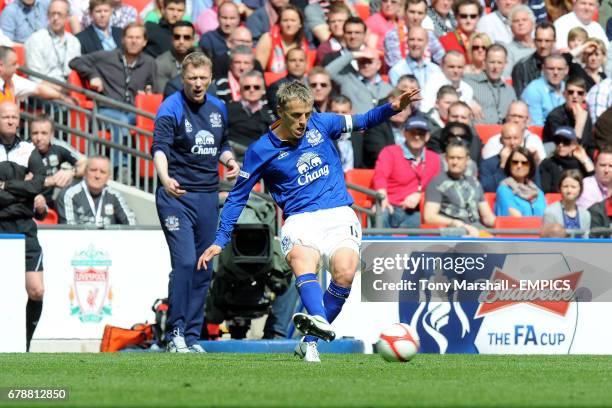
left=296, top=152, right=329, bottom=186
left=305, top=129, right=323, bottom=147
left=191, top=130, right=218, bottom=155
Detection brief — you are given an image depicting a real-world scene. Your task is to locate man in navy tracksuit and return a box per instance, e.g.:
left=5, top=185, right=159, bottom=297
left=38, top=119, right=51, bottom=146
left=152, top=52, right=239, bottom=353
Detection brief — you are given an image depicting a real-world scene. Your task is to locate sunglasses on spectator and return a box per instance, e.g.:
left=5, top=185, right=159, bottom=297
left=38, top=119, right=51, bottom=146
left=173, top=34, right=193, bottom=40
left=566, top=89, right=585, bottom=96
left=554, top=138, right=573, bottom=146
left=459, top=13, right=478, bottom=19
left=511, top=159, right=529, bottom=166
left=242, top=85, right=262, bottom=91
left=449, top=132, right=467, bottom=138
left=309, top=82, right=329, bottom=88
left=471, top=45, right=486, bottom=51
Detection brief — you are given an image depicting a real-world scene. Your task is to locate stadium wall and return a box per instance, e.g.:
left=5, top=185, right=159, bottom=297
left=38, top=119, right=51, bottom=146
left=0, top=234, right=26, bottom=352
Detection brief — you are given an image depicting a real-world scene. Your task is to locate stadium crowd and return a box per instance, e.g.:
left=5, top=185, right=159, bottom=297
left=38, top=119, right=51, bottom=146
left=1, top=0, right=612, bottom=236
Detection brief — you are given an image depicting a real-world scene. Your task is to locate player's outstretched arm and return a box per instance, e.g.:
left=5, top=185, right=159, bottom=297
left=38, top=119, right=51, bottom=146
left=197, top=244, right=222, bottom=270
left=391, top=88, right=422, bottom=112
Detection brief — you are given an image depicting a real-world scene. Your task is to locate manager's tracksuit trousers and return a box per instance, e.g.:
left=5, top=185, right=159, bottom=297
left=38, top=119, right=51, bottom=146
left=156, top=188, right=218, bottom=346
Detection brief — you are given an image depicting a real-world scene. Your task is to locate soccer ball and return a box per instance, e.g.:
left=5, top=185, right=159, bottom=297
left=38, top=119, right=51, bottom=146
left=376, top=323, right=420, bottom=362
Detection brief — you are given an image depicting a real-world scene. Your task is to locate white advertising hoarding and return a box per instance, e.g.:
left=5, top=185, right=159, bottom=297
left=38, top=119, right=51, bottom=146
left=0, top=235, right=26, bottom=352
left=34, top=230, right=170, bottom=340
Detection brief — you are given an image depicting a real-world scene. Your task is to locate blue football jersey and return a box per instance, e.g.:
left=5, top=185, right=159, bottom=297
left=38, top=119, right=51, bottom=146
left=151, top=92, right=231, bottom=192
left=214, top=103, right=399, bottom=248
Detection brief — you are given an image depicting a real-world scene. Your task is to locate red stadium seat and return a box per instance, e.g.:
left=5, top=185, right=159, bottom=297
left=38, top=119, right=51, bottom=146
left=494, top=216, right=542, bottom=238
left=345, top=168, right=374, bottom=226
left=545, top=193, right=562, bottom=205
left=474, top=124, right=502, bottom=144
left=484, top=192, right=496, bottom=212
left=528, top=125, right=543, bottom=140
left=35, top=209, right=59, bottom=225
left=306, top=49, right=316, bottom=71
left=135, top=94, right=163, bottom=178
left=264, top=71, right=286, bottom=87
left=354, top=3, right=370, bottom=20
left=122, top=0, right=152, bottom=12
left=12, top=44, right=25, bottom=66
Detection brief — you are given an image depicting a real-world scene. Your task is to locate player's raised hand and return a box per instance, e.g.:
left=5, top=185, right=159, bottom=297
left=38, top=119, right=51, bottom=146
left=162, top=177, right=186, bottom=198
left=392, top=88, right=422, bottom=111
left=225, top=158, right=241, bottom=179
left=197, top=244, right=222, bottom=270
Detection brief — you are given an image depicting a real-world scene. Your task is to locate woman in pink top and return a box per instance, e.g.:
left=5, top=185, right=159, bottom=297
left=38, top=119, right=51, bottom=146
left=365, top=0, right=402, bottom=50
left=373, top=116, right=441, bottom=228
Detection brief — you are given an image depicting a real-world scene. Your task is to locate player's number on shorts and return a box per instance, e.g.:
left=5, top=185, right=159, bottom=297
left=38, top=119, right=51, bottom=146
left=350, top=225, right=359, bottom=238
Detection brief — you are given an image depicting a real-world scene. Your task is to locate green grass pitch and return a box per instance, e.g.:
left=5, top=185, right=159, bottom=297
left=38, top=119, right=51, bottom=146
left=1, top=353, right=611, bottom=407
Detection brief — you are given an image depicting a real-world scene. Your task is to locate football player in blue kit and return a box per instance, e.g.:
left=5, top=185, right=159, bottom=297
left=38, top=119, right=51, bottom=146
left=152, top=52, right=240, bottom=353
left=198, top=81, right=420, bottom=362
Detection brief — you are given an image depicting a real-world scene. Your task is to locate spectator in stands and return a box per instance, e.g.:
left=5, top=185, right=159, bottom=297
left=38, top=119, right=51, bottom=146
left=481, top=101, right=546, bottom=162
left=554, top=0, right=608, bottom=51
left=30, top=116, right=85, bottom=217
left=199, top=2, right=240, bottom=60
left=57, top=156, right=136, bottom=226
left=322, top=16, right=367, bottom=68
left=388, top=27, right=442, bottom=87
left=82, top=0, right=137, bottom=31
left=212, top=45, right=256, bottom=104
left=594, top=105, right=612, bottom=151
left=155, top=21, right=195, bottom=93
left=540, top=222, right=569, bottom=237
left=586, top=77, right=612, bottom=124
left=374, top=116, right=440, bottom=228
left=325, top=48, right=392, bottom=114
left=587, top=194, right=612, bottom=236
left=427, top=0, right=456, bottom=38
left=476, top=0, right=520, bottom=44
left=255, top=5, right=308, bottom=74
left=439, top=0, right=482, bottom=62
left=543, top=76, right=595, bottom=154
left=383, top=0, right=445, bottom=68
left=540, top=126, right=594, bottom=193
left=144, top=0, right=186, bottom=58
left=494, top=146, right=546, bottom=216
left=479, top=122, right=542, bottom=192
left=308, top=67, right=332, bottom=113
left=436, top=121, right=479, bottom=177
left=246, top=0, right=289, bottom=43
left=522, top=55, right=568, bottom=126
left=0, top=46, right=74, bottom=104
left=577, top=146, right=612, bottom=209
left=363, top=89, right=411, bottom=168
left=512, top=22, right=556, bottom=97
left=463, top=33, right=492, bottom=76
left=266, top=47, right=307, bottom=109
left=212, top=27, right=264, bottom=81
left=465, top=44, right=517, bottom=125
left=313, top=3, right=350, bottom=66
left=429, top=102, right=482, bottom=163
left=544, top=169, right=591, bottom=234
left=0, top=0, right=50, bottom=44
left=419, top=51, right=475, bottom=114
left=329, top=95, right=363, bottom=171
left=76, top=0, right=123, bottom=55
left=423, top=85, right=459, bottom=135
left=365, top=0, right=402, bottom=50
left=227, top=71, right=275, bottom=148
left=503, top=5, right=536, bottom=78
left=580, top=38, right=608, bottom=87
left=424, top=138, right=495, bottom=237
left=69, top=23, right=155, bottom=173
left=545, top=0, right=573, bottom=23
left=25, top=0, right=81, bottom=84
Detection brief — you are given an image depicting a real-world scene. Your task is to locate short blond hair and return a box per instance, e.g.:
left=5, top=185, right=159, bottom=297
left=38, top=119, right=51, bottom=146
left=181, top=52, right=213, bottom=76
left=276, top=81, right=314, bottom=111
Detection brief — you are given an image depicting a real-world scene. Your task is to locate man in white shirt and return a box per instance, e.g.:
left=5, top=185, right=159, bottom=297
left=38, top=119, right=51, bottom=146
left=476, top=0, right=520, bottom=44
left=481, top=100, right=547, bottom=162
left=419, top=51, right=475, bottom=113
left=554, top=0, right=608, bottom=51
left=388, top=26, right=442, bottom=87
left=25, top=0, right=81, bottom=83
